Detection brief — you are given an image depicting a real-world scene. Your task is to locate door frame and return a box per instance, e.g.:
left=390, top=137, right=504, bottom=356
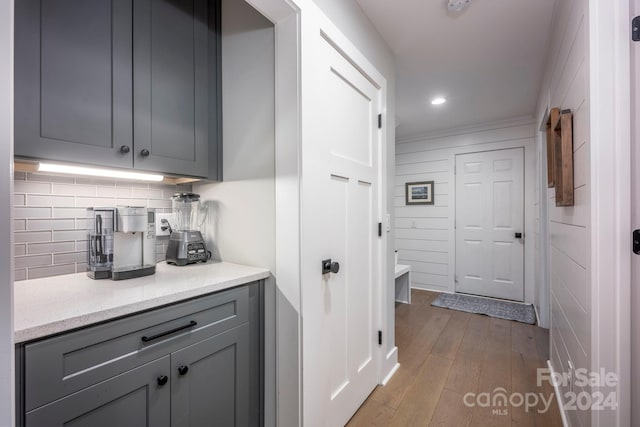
left=243, top=0, right=391, bottom=425
left=587, top=0, right=632, bottom=425
left=453, top=147, right=526, bottom=302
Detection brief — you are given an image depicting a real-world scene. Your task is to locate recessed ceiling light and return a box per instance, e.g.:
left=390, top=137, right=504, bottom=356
left=431, top=97, right=447, bottom=105
left=447, top=0, right=471, bottom=12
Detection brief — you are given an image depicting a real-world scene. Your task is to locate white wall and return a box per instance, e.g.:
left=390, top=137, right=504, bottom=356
left=536, top=0, right=591, bottom=425
left=394, top=119, right=536, bottom=304
left=194, top=1, right=276, bottom=424
left=0, top=0, right=14, bottom=424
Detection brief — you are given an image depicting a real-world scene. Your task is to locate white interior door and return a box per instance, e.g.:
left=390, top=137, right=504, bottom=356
left=301, top=33, right=382, bottom=427
left=455, top=148, right=525, bottom=301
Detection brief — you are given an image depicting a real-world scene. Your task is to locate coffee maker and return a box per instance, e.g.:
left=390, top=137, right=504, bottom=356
left=87, top=207, right=157, bottom=280
left=166, top=193, right=211, bottom=266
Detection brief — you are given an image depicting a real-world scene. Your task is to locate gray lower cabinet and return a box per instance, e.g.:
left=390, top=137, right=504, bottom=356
left=17, top=283, right=262, bottom=427
left=26, top=356, right=171, bottom=427
left=172, top=324, right=250, bottom=427
left=14, top=0, right=221, bottom=179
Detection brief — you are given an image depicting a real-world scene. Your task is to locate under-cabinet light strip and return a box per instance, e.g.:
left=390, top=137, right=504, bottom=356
left=37, top=162, right=164, bottom=182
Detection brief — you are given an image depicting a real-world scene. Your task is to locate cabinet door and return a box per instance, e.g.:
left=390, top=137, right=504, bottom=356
left=133, top=0, right=216, bottom=178
left=14, top=0, right=133, bottom=168
left=26, top=356, right=170, bottom=427
left=171, top=324, right=250, bottom=427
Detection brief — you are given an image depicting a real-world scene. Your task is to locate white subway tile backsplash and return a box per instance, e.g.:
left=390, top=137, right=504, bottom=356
left=133, top=187, right=163, bottom=199
left=52, top=183, right=97, bottom=197
left=27, top=242, right=76, bottom=255
left=27, top=219, right=76, bottom=231
left=15, top=231, right=52, bottom=243
left=76, top=262, right=88, bottom=274
left=53, top=230, right=89, bottom=241
left=13, top=174, right=191, bottom=281
left=28, top=264, right=76, bottom=280
left=26, top=173, right=74, bottom=184
left=53, top=251, right=88, bottom=264
left=148, top=198, right=172, bottom=209
left=15, top=269, right=26, bottom=281
left=75, top=177, right=116, bottom=186
left=75, top=197, right=117, bottom=208
left=53, top=208, right=88, bottom=218
left=115, top=198, right=148, bottom=206
left=27, top=194, right=75, bottom=207
left=97, top=186, right=132, bottom=198
left=15, top=207, right=52, bottom=219
left=15, top=254, right=52, bottom=269
left=14, top=181, right=51, bottom=194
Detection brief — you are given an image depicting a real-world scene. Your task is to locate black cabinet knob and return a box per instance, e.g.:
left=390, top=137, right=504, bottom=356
left=140, top=148, right=150, bottom=157
left=157, top=375, right=168, bottom=386
left=178, top=365, right=189, bottom=376
left=120, top=145, right=130, bottom=154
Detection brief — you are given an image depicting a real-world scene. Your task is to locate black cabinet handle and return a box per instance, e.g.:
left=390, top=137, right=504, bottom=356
left=120, top=145, right=130, bottom=154
left=157, top=375, right=168, bottom=386
left=141, top=320, right=197, bottom=343
left=140, top=148, right=150, bottom=157
left=178, top=365, right=189, bottom=376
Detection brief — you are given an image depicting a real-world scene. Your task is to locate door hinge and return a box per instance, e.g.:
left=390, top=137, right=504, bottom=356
left=633, top=229, right=640, bottom=255
left=378, top=330, right=382, bottom=346
left=378, top=222, right=382, bottom=237
left=633, top=16, right=640, bottom=41
left=378, top=114, right=382, bottom=129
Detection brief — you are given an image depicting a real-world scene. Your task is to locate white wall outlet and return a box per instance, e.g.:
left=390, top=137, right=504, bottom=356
left=156, top=213, right=176, bottom=237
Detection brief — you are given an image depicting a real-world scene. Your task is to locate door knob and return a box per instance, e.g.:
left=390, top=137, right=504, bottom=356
left=140, top=148, right=150, bottom=157
left=157, top=375, right=168, bottom=386
left=120, top=145, right=130, bottom=154
left=322, top=259, right=340, bottom=274
left=514, top=232, right=523, bottom=239
left=178, top=365, right=189, bottom=376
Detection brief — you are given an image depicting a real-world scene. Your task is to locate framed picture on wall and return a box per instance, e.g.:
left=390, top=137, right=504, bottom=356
left=405, top=181, right=434, bottom=205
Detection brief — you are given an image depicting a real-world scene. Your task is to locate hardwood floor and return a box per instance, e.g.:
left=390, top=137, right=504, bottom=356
left=347, top=289, right=563, bottom=427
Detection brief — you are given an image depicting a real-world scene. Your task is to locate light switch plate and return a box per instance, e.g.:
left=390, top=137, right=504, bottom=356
left=385, top=213, right=391, bottom=232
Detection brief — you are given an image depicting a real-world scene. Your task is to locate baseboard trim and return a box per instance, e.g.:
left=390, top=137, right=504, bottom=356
left=381, top=362, right=400, bottom=386
left=380, top=346, right=399, bottom=385
left=547, top=359, right=570, bottom=427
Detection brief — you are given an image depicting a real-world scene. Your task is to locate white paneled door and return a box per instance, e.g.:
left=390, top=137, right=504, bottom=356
left=301, top=33, right=382, bottom=426
left=455, top=148, right=525, bottom=301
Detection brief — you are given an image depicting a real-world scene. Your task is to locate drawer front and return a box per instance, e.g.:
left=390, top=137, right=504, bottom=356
left=24, top=284, right=251, bottom=411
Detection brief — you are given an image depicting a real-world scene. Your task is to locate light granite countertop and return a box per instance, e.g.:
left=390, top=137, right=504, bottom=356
left=14, top=261, right=271, bottom=343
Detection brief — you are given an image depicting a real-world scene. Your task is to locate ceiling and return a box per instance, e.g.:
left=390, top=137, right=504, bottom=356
left=354, top=0, right=557, bottom=140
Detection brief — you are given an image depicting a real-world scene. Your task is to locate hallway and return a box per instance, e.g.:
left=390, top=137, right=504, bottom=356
left=347, top=290, right=563, bottom=426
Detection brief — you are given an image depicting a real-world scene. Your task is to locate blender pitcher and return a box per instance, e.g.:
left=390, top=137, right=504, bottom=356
left=166, top=193, right=211, bottom=265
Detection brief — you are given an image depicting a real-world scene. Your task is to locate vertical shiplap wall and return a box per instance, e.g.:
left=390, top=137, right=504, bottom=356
left=13, top=172, right=191, bottom=281
left=394, top=120, right=536, bottom=303
left=536, top=0, right=590, bottom=425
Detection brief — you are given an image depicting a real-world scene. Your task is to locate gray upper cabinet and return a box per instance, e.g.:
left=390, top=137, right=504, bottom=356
left=14, top=0, right=134, bottom=169
left=133, top=0, right=217, bottom=178
left=14, top=0, right=221, bottom=179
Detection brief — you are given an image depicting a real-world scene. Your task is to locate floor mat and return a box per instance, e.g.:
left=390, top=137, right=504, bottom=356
left=431, top=293, right=536, bottom=324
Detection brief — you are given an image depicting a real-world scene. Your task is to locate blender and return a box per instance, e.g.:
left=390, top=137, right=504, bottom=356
left=165, top=193, right=211, bottom=266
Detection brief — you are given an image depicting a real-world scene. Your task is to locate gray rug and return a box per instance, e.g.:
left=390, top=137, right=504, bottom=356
left=431, top=293, right=536, bottom=325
